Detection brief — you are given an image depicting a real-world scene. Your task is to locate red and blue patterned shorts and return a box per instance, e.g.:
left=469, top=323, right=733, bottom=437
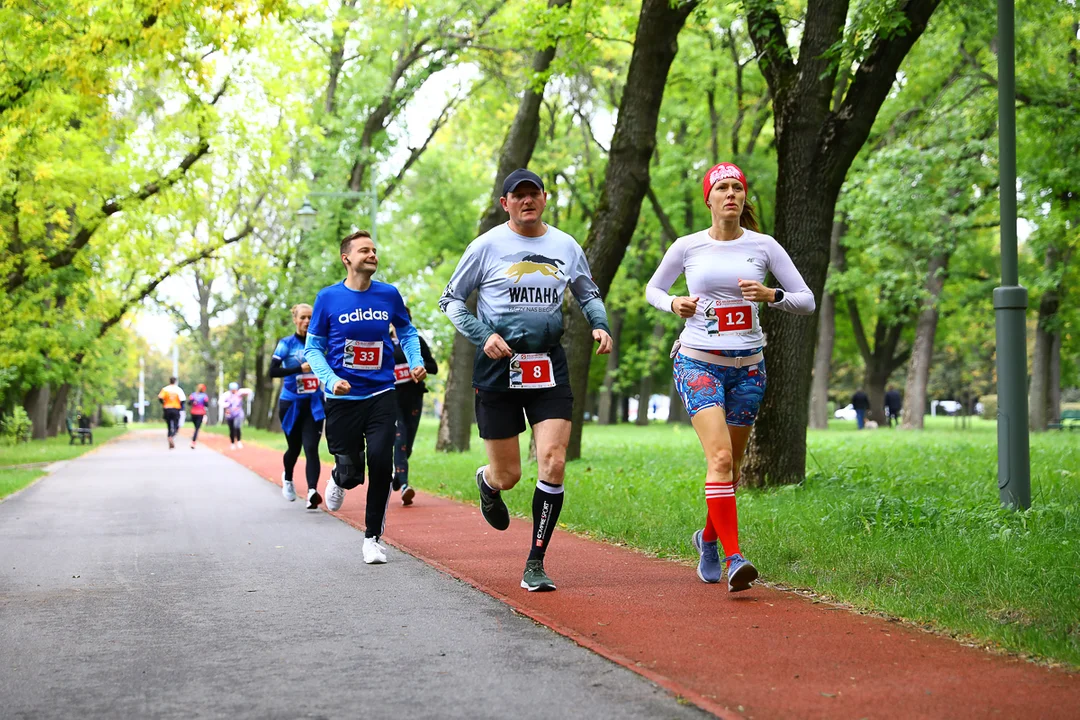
left=673, top=347, right=766, bottom=425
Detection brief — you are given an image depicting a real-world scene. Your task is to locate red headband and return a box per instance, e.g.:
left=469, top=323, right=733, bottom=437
left=702, top=163, right=747, bottom=205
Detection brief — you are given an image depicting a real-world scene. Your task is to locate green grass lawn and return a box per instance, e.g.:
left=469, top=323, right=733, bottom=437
left=0, top=425, right=128, bottom=499
left=209, top=416, right=1080, bottom=667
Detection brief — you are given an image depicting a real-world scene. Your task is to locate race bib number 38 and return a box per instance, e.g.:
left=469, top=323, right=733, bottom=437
left=509, top=353, right=555, bottom=389
left=343, top=339, right=383, bottom=371
left=705, top=300, right=756, bottom=336
left=394, top=363, right=413, bottom=384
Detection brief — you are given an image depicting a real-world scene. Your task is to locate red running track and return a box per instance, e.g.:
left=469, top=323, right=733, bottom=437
left=199, top=432, right=1080, bottom=719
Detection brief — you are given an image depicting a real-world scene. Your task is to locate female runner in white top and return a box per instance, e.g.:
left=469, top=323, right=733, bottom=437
left=645, top=162, right=815, bottom=591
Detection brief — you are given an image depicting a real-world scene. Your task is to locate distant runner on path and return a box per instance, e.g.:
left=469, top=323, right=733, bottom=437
left=222, top=383, right=250, bottom=449
left=158, top=377, right=186, bottom=450
left=304, top=229, right=426, bottom=565
left=646, top=162, right=815, bottom=592
left=389, top=312, right=438, bottom=506
left=187, top=384, right=209, bottom=449
left=271, top=303, right=324, bottom=510
left=439, top=168, right=612, bottom=592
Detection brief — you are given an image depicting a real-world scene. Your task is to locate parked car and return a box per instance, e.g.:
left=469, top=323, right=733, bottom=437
left=834, top=404, right=857, bottom=421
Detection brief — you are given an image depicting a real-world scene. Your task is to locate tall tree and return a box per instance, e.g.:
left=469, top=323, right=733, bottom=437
left=739, top=0, right=943, bottom=485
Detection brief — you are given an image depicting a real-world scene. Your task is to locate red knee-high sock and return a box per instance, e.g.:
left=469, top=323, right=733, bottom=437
left=702, top=513, right=718, bottom=543
left=705, top=481, right=740, bottom=558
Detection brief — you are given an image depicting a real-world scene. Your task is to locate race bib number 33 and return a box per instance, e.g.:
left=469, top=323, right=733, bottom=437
left=705, top=300, right=756, bottom=336
left=343, top=340, right=383, bottom=371
left=509, top=353, right=555, bottom=389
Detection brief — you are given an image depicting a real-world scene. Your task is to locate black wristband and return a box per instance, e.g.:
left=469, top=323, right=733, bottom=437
left=773, top=288, right=785, bottom=303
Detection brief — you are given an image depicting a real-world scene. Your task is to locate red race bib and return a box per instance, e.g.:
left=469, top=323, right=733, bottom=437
left=394, top=363, right=412, bottom=384
left=705, top=300, right=755, bottom=335
left=343, top=340, right=383, bottom=371
left=509, top=353, right=555, bottom=389
left=296, top=373, right=320, bottom=394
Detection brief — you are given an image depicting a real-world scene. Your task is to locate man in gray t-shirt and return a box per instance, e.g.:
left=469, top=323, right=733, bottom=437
left=439, top=168, right=612, bottom=592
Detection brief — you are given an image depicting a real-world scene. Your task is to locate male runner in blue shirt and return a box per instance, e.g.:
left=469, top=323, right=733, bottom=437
left=440, top=168, right=612, bottom=591
left=305, top=229, right=426, bottom=565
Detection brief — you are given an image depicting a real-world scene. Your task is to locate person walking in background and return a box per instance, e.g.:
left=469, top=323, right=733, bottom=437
left=884, top=387, right=902, bottom=428
left=271, top=303, right=324, bottom=510
left=390, top=313, right=439, bottom=506
left=852, top=389, right=870, bottom=430
left=158, top=377, right=186, bottom=450
left=222, top=383, right=249, bottom=449
left=188, top=384, right=209, bottom=449
left=645, top=161, right=815, bottom=592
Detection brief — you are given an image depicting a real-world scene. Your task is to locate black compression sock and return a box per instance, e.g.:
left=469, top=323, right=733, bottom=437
left=528, top=479, right=564, bottom=561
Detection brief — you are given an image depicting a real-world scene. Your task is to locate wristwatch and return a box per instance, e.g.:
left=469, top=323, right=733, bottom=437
left=772, top=288, right=785, bottom=303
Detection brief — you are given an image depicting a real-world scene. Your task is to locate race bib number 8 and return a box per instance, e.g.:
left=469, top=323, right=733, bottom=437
left=343, top=339, right=383, bottom=371
left=296, top=373, right=320, bottom=394
left=705, top=300, right=756, bottom=336
left=509, top=353, right=555, bottom=389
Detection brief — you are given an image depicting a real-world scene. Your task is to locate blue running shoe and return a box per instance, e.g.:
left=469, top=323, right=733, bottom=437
left=691, top=529, right=722, bottom=584
left=725, top=553, right=758, bottom=592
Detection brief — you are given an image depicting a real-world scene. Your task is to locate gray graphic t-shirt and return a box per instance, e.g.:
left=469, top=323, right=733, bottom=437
left=439, top=222, right=609, bottom=391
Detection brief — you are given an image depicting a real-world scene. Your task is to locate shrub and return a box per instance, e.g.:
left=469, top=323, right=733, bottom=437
left=981, top=394, right=998, bottom=419
left=98, top=412, right=115, bottom=428
left=1, top=407, right=33, bottom=444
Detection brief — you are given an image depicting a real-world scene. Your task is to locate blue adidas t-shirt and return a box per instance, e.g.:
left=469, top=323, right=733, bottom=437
left=273, top=334, right=319, bottom=401
left=304, top=280, right=422, bottom=399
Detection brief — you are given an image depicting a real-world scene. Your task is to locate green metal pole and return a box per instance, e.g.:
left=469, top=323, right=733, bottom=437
left=994, top=0, right=1031, bottom=509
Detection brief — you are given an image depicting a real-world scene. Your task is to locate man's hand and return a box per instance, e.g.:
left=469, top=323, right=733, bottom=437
left=592, top=329, right=613, bottom=355
left=411, top=366, right=427, bottom=383
left=333, top=379, right=352, bottom=396
left=737, top=279, right=775, bottom=302
left=671, top=296, right=700, bottom=318
left=301, top=362, right=311, bottom=372
left=483, top=333, right=514, bottom=359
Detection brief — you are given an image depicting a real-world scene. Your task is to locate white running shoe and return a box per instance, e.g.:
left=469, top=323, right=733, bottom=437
left=282, top=473, right=296, bottom=502
left=230, top=443, right=236, bottom=450
left=237, top=441, right=244, bottom=449
left=306, top=488, right=322, bottom=510
left=363, top=537, right=387, bottom=564
left=325, top=474, right=345, bottom=511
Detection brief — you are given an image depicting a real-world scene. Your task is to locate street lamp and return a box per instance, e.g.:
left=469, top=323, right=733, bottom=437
left=296, top=199, right=317, bottom=232
left=294, top=172, right=380, bottom=242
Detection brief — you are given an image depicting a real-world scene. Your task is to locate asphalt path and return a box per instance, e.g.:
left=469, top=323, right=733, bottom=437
left=0, top=432, right=706, bottom=720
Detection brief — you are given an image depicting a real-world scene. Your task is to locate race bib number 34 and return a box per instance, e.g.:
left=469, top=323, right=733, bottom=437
left=509, top=353, right=555, bottom=389
left=343, top=339, right=383, bottom=371
left=296, top=373, right=320, bottom=394
left=705, top=300, right=756, bottom=336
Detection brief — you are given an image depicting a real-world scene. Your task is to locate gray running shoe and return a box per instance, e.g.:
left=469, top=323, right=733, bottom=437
left=725, top=553, right=759, bottom=592
left=520, top=558, right=556, bottom=592
left=691, top=529, right=722, bottom=584
left=476, top=467, right=509, bottom=531
left=325, top=472, right=345, bottom=511
left=400, top=484, right=415, bottom=506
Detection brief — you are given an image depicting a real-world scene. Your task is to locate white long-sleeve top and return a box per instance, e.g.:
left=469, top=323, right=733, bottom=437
left=645, top=228, right=815, bottom=350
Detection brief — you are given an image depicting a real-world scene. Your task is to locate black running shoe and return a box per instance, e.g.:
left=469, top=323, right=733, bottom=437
left=476, top=467, right=509, bottom=531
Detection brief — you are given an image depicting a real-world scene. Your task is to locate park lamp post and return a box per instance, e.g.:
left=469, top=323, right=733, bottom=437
left=295, top=172, right=380, bottom=241
left=994, top=0, right=1031, bottom=510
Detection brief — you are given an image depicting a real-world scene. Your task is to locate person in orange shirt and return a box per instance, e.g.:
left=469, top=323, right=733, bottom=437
left=158, top=377, right=186, bottom=450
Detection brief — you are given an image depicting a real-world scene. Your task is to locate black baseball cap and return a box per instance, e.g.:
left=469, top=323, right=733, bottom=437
left=501, top=168, right=545, bottom=196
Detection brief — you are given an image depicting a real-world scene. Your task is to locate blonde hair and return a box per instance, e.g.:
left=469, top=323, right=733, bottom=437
left=291, top=303, right=312, bottom=319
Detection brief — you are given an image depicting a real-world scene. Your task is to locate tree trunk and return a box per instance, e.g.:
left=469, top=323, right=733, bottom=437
left=1049, top=331, right=1062, bottom=424
left=47, top=382, right=71, bottom=437
left=23, top=384, right=50, bottom=440
left=809, top=220, right=845, bottom=429
left=267, top=383, right=283, bottom=433
left=902, top=252, right=949, bottom=429
left=565, top=0, right=700, bottom=460
left=1029, top=249, right=1060, bottom=431
left=619, top=394, right=630, bottom=424
left=436, top=0, right=568, bottom=452
left=741, top=0, right=942, bottom=485
left=667, top=378, right=689, bottom=424
left=597, top=310, right=623, bottom=425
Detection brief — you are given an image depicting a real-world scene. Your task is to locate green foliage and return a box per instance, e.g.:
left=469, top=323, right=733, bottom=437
left=0, top=407, right=32, bottom=445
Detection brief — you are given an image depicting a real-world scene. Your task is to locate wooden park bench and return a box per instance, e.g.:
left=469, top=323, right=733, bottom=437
left=1048, top=409, right=1080, bottom=431
left=66, top=417, right=93, bottom=445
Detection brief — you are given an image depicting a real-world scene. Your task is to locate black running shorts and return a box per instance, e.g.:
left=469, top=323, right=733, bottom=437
left=474, top=384, right=574, bottom=440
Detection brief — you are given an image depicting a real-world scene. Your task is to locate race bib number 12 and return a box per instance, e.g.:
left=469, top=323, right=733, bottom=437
left=509, top=353, right=555, bottom=389
left=343, top=339, right=383, bottom=371
left=705, top=300, right=756, bottom=336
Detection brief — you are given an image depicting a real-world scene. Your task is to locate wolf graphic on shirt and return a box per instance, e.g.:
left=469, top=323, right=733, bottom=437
left=503, top=253, right=566, bottom=283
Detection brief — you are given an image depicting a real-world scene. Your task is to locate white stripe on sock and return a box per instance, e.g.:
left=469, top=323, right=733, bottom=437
left=536, top=479, right=564, bottom=494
